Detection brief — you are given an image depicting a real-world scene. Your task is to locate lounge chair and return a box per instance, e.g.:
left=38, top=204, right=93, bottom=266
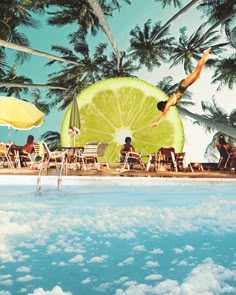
left=75, top=142, right=109, bottom=171
left=0, top=142, right=14, bottom=168
left=217, top=144, right=234, bottom=169
left=121, top=151, right=146, bottom=170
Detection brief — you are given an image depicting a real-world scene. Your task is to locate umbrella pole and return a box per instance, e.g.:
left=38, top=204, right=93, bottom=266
left=8, top=126, right=11, bottom=143
left=74, top=135, right=75, bottom=147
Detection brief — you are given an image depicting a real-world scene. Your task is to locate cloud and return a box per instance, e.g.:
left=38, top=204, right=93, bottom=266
left=150, top=248, right=164, bottom=254
left=16, top=266, right=30, bottom=273
left=119, top=231, right=136, bottom=240
left=144, top=274, right=162, bottom=280
left=132, top=245, right=145, bottom=251
left=116, top=258, right=236, bottom=295
left=28, top=286, right=72, bottom=295
left=69, top=254, right=84, bottom=264
left=47, top=244, right=61, bottom=255
left=118, top=257, right=134, bottom=266
left=173, top=248, right=183, bottom=254
left=81, top=277, right=91, bottom=284
left=145, top=261, right=159, bottom=267
left=184, top=245, right=194, bottom=252
left=0, top=291, right=11, bottom=295
left=0, top=279, right=13, bottom=286
left=89, top=256, right=105, bottom=263
left=16, top=275, right=34, bottom=282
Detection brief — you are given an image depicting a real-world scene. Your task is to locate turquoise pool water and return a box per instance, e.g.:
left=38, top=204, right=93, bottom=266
left=0, top=183, right=236, bottom=295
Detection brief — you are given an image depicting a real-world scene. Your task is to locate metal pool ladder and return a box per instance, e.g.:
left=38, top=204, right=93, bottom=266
left=36, top=152, right=67, bottom=191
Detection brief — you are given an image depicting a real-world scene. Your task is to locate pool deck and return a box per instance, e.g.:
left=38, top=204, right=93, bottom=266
left=1, top=163, right=236, bottom=186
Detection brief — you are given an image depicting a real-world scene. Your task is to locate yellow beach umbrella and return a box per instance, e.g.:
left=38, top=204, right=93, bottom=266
left=0, top=96, right=45, bottom=142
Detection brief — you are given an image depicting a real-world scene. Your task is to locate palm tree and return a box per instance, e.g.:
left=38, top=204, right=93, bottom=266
left=0, top=64, right=33, bottom=97
left=102, top=51, right=139, bottom=78
left=31, top=89, right=51, bottom=115
left=169, top=23, right=228, bottom=74
left=177, top=105, right=236, bottom=139
left=87, top=0, right=121, bottom=70
left=0, top=0, right=40, bottom=63
left=211, top=54, right=236, bottom=90
left=45, top=37, right=108, bottom=110
left=128, top=19, right=174, bottom=71
left=0, top=39, right=80, bottom=65
left=197, top=0, right=236, bottom=36
left=151, top=0, right=200, bottom=43
left=199, top=99, right=236, bottom=161
left=40, top=131, right=61, bottom=151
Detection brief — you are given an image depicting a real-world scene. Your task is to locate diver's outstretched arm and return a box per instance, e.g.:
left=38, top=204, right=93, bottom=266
left=151, top=94, right=177, bottom=128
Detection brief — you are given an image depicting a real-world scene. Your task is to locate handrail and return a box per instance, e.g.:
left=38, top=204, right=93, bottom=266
left=36, top=153, right=47, bottom=191
left=57, top=152, right=67, bottom=190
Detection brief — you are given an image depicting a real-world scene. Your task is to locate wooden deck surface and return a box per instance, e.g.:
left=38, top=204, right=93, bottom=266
left=0, top=163, right=236, bottom=179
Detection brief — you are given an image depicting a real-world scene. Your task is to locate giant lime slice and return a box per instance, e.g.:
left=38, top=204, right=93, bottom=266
left=61, top=77, right=184, bottom=163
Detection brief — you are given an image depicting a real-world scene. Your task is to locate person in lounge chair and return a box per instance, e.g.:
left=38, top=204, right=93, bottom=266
left=120, top=136, right=135, bottom=163
left=152, top=47, right=211, bottom=128
left=216, top=134, right=232, bottom=168
left=11, top=135, right=35, bottom=167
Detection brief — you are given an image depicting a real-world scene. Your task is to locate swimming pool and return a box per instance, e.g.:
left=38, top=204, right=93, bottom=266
left=0, top=177, right=236, bottom=294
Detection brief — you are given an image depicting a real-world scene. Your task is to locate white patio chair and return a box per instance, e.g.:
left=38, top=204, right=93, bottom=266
left=0, top=142, right=14, bottom=168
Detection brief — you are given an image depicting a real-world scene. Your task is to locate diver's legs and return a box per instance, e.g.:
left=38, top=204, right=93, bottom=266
left=184, top=47, right=211, bottom=87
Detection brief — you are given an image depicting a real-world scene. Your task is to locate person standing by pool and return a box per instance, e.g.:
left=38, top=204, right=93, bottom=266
left=152, top=47, right=211, bottom=128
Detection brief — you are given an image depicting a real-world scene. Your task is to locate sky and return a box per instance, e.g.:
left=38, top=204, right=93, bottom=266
left=0, top=0, right=235, bottom=162
left=1, top=184, right=236, bottom=294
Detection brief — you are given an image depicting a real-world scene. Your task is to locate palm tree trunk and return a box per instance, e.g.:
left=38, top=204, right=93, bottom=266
left=197, top=10, right=236, bottom=45
left=0, top=39, right=80, bottom=65
left=87, top=0, right=120, bottom=71
left=177, top=106, right=236, bottom=138
left=151, top=0, right=200, bottom=43
left=0, top=82, right=67, bottom=90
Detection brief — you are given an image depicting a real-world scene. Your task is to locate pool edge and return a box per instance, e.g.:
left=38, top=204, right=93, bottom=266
left=1, top=175, right=236, bottom=186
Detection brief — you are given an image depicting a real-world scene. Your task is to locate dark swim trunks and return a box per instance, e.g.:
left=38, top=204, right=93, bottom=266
left=173, top=79, right=188, bottom=105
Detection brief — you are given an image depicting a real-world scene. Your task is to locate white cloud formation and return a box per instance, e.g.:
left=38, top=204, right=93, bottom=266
left=28, top=286, right=72, bottom=295
left=89, top=256, right=105, bottom=263
left=0, top=279, right=13, bottom=286
left=0, top=291, right=11, bottom=295
left=119, top=231, right=136, bottom=240
left=16, top=266, right=30, bottom=273
left=184, top=245, right=194, bottom=252
left=16, top=275, right=34, bottom=282
left=150, top=248, right=164, bottom=254
left=145, top=261, right=159, bottom=267
left=115, top=258, right=236, bottom=295
left=118, top=257, right=134, bottom=266
left=81, top=277, right=91, bottom=284
left=144, top=274, right=162, bottom=280
left=69, top=254, right=84, bottom=264
left=132, top=245, right=145, bottom=252
left=173, top=248, right=183, bottom=254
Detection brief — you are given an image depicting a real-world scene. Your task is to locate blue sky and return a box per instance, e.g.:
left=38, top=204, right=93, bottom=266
left=0, top=0, right=234, bottom=161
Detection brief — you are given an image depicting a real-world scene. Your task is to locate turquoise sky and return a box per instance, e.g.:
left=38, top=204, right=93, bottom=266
left=0, top=0, right=234, bottom=161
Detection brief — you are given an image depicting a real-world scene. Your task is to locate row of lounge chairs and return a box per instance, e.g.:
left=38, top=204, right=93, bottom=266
left=0, top=141, right=197, bottom=173
left=0, top=141, right=110, bottom=172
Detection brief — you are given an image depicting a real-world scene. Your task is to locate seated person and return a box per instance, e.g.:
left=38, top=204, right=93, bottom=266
left=11, top=135, right=35, bottom=167
left=216, top=134, right=232, bottom=167
left=120, top=136, right=136, bottom=163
